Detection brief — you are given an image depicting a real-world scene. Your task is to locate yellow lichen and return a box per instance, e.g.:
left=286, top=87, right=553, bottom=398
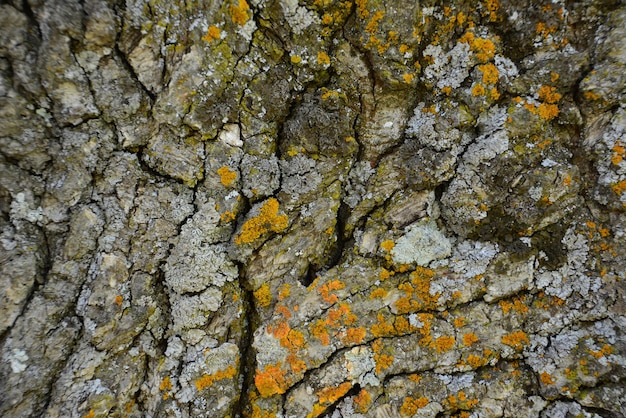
left=235, top=198, right=288, bottom=244
left=478, top=63, right=499, bottom=84
left=537, top=103, right=559, bottom=120
left=230, top=0, right=250, bottom=25
left=471, top=83, right=486, bottom=96
left=254, top=283, right=272, bottom=308
left=343, top=327, right=367, bottom=345
left=202, top=25, right=221, bottom=42
left=369, top=287, right=388, bottom=299
left=353, top=389, right=371, bottom=413
left=433, top=335, right=456, bottom=353
left=221, top=211, right=236, bottom=223
left=540, top=371, right=556, bottom=385
left=400, top=396, right=429, bottom=416
left=501, top=330, right=530, bottom=350
left=195, top=365, right=237, bottom=391
left=462, top=332, right=479, bottom=346
left=255, top=363, right=287, bottom=397
left=612, top=180, right=626, bottom=195
left=217, top=166, right=237, bottom=187
left=374, top=353, right=394, bottom=374
left=317, top=382, right=352, bottom=405
left=380, top=239, right=395, bottom=252
left=317, top=51, right=330, bottom=66
left=612, top=140, right=624, bottom=165
left=317, top=279, right=345, bottom=304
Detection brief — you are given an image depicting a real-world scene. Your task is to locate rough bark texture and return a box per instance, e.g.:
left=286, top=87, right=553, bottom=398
left=1, top=0, right=626, bottom=417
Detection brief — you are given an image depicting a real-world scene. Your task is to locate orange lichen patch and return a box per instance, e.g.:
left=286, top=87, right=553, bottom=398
left=611, top=141, right=625, bottom=165
left=394, top=316, right=412, bottom=334
left=230, top=0, right=251, bottom=25
left=433, top=335, right=456, bottom=353
left=235, top=198, right=288, bottom=245
left=416, top=313, right=434, bottom=346
left=355, top=0, right=369, bottom=19
left=160, top=376, right=173, bottom=393
left=365, top=11, right=385, bottom=34
left=502, top=330, right=530, bottom=350
left=221, top=211, right=236, bottom=222
left=278, top=284, right=291, bottom=301
left=254, top=283, right=272, bottom=308
left=471, top=83, right=486, bottom=96
left=217, top=166, right=237, bottom=186
left=540, top=372, right=556, bottom=385
left=370, top=287, right=388, bottom=299
left=459, top=31, right=496, bottom=62
left=584, top=90, right=602, bottom=100
left=275, top=304, right=291, bottom=319
left=611, top=179, right=626, bottom=195
left=490, top=87, right=500, bottom=100
left=536, top=22, right=557, bottom=38
left=499, top=297, right=529, bottom=315
left=202, top=25, right=221, bottom=42
left=318, top=279, right=345, bottom=304
left=589, top=344, right=613, bottom=359
left=114, top=295, right=123, bottom=306
left=393, top=294, right=415, bottom=311
left=400, top=396, right=429, bottom=416
left=441, top=85, right=453, bottom=95
left=537, top=85, right=561, bottom=103
left=311, top=319, right=331, bottom=345
left=317, top=382, right=352, bottom=405
left=282, top=329, right=307, bottom=352
left=466, top=353, right=484, bottom=368
left=462, top=332, right=479, bottom=346
left=454, top=317, right=467, bottom=328
left=84, top=410, right=96, bottom=418
left=251, top=402, right=277, bottom=418
left=354, top=389, right=372, bottom=413
left=329, top=303, right=357, bottom=326
left=371, top=312, right=395, bottom=337
left=307, top=404, right=327, bottom=418
left=378, top=268, right=395, bottom=281
left=537, top=103, right=559, bottom=120
left=408, top=373, right=422, bottom=383
left=287, top=353, right=307, bottom=374
left=374, top=353, right=394, bottom=374
left=403, top=73, right=415, bottom=84
left=478, top=63, right=499, bottom=84
left=195, top=365, right=237, bottom=391
left=255, top=363, right=287, bottom=397
left=269, top=320, right=290, bottom=339
left=343, top=327, right=367, bottom=345
left=159, top=376, right=173, bottom=401
left=380, top=239, right=395, bottom=252
left=482, top=0, right=499, bottom=21
left=399, top=43, right=411, bottom=54
left=317, top=51, right=330, bottom=66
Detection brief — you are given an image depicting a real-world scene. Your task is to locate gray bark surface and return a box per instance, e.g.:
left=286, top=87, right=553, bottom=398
left=1, top=0, right=625, bottom=417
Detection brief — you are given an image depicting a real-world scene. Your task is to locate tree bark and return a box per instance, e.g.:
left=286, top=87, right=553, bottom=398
left=1, top=0, right=625, bottom=417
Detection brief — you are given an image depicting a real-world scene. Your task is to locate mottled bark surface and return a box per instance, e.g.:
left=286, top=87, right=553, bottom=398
left=1, top=0, right=625, bottom=417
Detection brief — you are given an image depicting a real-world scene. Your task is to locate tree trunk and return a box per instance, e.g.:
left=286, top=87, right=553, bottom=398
left=1, top=0, right=625, bottom=417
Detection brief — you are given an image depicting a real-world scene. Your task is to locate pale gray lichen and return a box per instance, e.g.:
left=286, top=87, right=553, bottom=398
left=279, top=155, right=322, bottom=202
left=450, top=240, right=499, bottom=277
left=240, top=154, right=280, bottom=199
left=422, top=42, right=472, bottom=89
left=169, top=288, right=223, bottom=332
left=391, top=219, right=452, bottom=266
